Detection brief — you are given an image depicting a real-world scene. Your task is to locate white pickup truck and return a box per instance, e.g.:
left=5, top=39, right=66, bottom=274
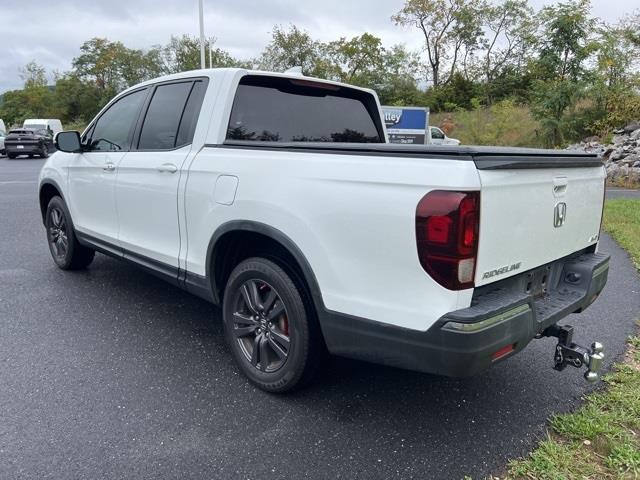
left=40, top=68, right=608, bottom=392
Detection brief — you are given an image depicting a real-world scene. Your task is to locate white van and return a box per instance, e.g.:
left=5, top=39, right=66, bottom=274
left=0, top=119, right=6, bottom=134
left=23, top=119, right=63, bottom=136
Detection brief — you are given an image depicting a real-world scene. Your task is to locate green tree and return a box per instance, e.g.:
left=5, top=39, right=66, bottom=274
left=0, top=61, right=54, bottom=127
left=481, top=0, right=536, bottom=86
left=529, top=0, right=597, bottom=145
left=376, top=45, right=425, bottom=105
left=52, top=73, right=103, bottom=125
left=393, top=0, right=486, bottom=86
left=325, top=34, right=424, bottom=105
left=20, top=61, right=48, bottom=89
left=587, top=18, right=640, bottom=135
left=160, top=35, right=245, bottom=73
left=258, top=25, right=327, bottom=76
left=326, top=33, right=386, bottom=84
left=72, top=38, right=129, bottom=95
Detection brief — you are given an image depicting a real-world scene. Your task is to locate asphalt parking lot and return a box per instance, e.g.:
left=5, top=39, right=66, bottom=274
left=1, top=157, right=639, bottom=480
left=606, top=187, right=640, bottom=200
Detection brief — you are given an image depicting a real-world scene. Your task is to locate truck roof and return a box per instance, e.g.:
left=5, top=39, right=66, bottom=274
left=119, top=68, right=377, bottom=97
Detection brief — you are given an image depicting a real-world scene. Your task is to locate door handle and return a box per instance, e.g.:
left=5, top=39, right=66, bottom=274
left=103, top=162, right=116, bottom=172
left=156, top=163, right=178, bottom=174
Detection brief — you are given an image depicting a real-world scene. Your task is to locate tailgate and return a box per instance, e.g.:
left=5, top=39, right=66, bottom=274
left=474, top=154, right=605, bottom=286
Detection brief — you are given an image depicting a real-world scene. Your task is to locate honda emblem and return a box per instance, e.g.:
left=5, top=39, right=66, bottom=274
left=554, top=202, right=567, bottom=228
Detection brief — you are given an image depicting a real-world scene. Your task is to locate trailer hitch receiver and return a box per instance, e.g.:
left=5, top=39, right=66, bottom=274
left=542, top=324, right=604, bottom=383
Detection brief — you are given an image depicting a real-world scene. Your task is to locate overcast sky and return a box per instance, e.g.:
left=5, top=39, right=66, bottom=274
left=1, top=0, right=636, bottom=93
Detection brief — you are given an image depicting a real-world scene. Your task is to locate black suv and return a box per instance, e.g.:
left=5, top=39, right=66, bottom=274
left=5, top=128, right=55, bottom=159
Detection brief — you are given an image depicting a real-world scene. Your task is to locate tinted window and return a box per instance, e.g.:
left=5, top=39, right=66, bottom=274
left=431, top=127, right=444, bottom=139
left=90, top=89, right=146, bottom=151
left=81, top=125, right=95, bottom=146
left=139, top=82, right=193, bottom=150
left=227, top=76, right=383, bottom=143
left=175, top=80, right=206, bottom=148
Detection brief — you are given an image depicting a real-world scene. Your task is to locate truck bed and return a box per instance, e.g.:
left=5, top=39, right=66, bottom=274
left=221, top=140, right=603, bottom=169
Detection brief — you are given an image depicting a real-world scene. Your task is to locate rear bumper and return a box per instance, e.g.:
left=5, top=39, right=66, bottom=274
left=321, top=249, right=609, bottom=377
left=5, top=142, right=41, bottom=154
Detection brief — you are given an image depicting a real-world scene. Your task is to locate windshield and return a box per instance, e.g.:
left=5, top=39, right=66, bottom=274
left=9, top=129, right=46, bottom=135
left=23, top=124, right=47, bottom=131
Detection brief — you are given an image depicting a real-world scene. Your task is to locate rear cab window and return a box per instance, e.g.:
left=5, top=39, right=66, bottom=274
left=226, top=75, right=384, bottom=143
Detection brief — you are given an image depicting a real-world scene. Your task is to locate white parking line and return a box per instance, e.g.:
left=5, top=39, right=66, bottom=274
left=0, top=181, right=37, bottom=185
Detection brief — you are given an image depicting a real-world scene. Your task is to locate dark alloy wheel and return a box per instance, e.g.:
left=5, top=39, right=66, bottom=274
left=45, top=196, right=95, bottom=270
left=222, top=257, right=322, bottom=392
left=231, top=279, right=291, bottom=373
left=40, top=144, right=49, bottom=158
left=48, top=205, right=69, bottom=261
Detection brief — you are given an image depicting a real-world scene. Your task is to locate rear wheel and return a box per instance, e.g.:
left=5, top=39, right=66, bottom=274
left=222, top=257, right=321, bottom=392
left=7, top=153, right=16, bottom=159
left=45, top=196, right=95, bottom=270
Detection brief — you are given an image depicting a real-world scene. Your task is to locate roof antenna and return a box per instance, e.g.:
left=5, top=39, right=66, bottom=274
left=284, top=66, right=304, bottom=76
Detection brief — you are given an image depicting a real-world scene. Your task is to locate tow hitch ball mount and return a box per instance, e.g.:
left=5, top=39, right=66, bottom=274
left=542, top=324, right=604, bottom=383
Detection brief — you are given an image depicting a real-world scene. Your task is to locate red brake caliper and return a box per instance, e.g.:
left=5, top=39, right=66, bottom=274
left=260, top=282, right=289, bottom=336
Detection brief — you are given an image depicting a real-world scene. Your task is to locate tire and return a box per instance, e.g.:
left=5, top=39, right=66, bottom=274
left=28, top=154, right=34, bottom=158
left=7, top=153, right=16, bottom=159
left=222, top=257, right=322, bottom=392
left=40, top=144, right=49, bottom=158
left=45, top=196, right=95, bottom=270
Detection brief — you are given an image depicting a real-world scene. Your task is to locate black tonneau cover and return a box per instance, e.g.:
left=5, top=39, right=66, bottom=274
left=219, top=141, right=602, bottom=170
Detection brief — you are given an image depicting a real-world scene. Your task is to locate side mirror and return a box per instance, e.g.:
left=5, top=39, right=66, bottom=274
left=54, top=131, right=82, bottom=153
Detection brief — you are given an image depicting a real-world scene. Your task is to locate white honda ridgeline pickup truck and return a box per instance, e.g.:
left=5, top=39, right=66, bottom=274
left=40, top=68, right=609, bottom=392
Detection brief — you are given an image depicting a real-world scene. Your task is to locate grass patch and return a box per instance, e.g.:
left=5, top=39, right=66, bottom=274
left=607, top=177, right=640, bottom=190
left=494, top=203, right=640, bottom=479
left=430, top=101, right=544, bottom=148
left=603, top=199, right=640, bottom=271
left=505, top=339, right=640, bottom=479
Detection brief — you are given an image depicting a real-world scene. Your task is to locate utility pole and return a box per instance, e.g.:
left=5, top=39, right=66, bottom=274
left=198, top=0, right=206, bottom=69
left=209, top=38, right=213, bottom=69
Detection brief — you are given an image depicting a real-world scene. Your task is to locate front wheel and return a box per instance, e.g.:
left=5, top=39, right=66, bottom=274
left=222, top=257, right=321, bottom=392
left=45, top=196, right=95, bottom=270
left=40, top=144, right=49, bottom=158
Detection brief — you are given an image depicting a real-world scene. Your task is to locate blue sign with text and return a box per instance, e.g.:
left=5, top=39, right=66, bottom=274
left=382, top=106, right=429, bottom=144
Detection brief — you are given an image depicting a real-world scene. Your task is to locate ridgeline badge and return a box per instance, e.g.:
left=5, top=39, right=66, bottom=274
left=482, top=262, right=522, bottom=280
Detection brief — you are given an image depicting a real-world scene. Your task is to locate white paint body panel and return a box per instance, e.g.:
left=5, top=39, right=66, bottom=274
left=184, top=148, right=480, bottom=331
left=66, top=150, right=123, bottom=244
left=115, top=147, right=192, bottom=267
left=38, top=67, right=606, bottom=335
left=475, top=167, right=605, bottom=285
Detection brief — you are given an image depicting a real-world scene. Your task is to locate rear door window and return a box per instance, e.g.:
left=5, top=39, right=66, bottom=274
left=227, top=76, right=384, bottom=143
left=138, top=82, right=193, bottom=150
left=175, top=80, right=207, bottom=148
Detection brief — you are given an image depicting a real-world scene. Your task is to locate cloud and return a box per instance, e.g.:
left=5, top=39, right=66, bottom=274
left=1, top=0, right=633, bottom=93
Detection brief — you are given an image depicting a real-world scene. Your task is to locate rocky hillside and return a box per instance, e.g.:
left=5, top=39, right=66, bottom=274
left=567, top=122, right=640, bottom=183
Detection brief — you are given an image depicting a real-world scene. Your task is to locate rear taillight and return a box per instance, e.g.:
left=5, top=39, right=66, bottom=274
left=416, top=190, right=480, bottom=290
